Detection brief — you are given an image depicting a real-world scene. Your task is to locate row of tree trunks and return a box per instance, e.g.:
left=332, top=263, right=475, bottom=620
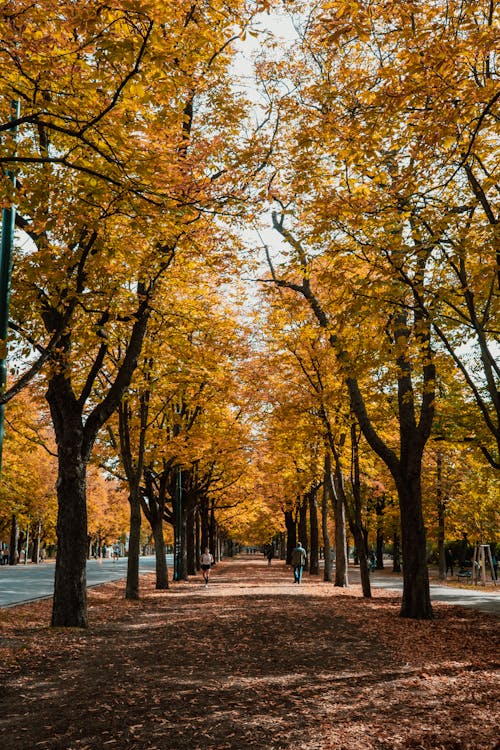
left=298, top=497, right=308, bottom=567
left=322, top=454, right=333, bottom=582
left=284, top=509, right=296, bottom=564
left=308, top=487, right=319, bottom=575
left=270, top=215, right=435, bottom=619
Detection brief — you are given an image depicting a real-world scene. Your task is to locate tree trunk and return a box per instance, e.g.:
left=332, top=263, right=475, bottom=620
left=397, top=474, right=432, bottom=619
left=298, top=496, right=308, bottom=570
left=350, top=424, right=371, bottom=597
left=309, top=487, right=319, bottom=575
left=209, top=499, right=216, bottom=561
left=51, top=426, right=89, bottom=628
left=267, top=239, right=435, bottom=618
left=436, top=450, right=446, bottom=581
left=329, top=466, right=350, bottom=589
left=200, top=497, right=209, bottom=555
left=279, top=531, right=286, bottom=560
left=392, top=530, right=401, bottom=573
left=119, top=389, right=150, bottom=601
left=322, top=454, right=333, bottom=582
left=9, top=513, right=18, bottom=565
left=151, top=515, right=169, bottom=589
left=30, top=521, right=40, bottom=563
left=284, top=509, right=296, bottom=564
left=375, top=496, right=385, bottom=569
left=195, top=508, right=201, bottom=570
left=334, top=494, right=349, bottom=588
left=125, top=487, right=141, bottom=600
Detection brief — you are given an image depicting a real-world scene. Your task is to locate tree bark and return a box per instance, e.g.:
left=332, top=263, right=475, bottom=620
left=436, top=450, right=446, bottom=581
left=151, top=515, right=168, bottom=589
left=126, top=488, right=142, bottom=600
left=392, top=530, right=402, bottom=573
left=195, top=508, right=201, bottom=570
left=9, top=513, right=18, bottom=565
left=397, top=474, right=432, bottom=618
left=375, top=496, right=385, bottom=570
left=47, top=276, right=152, bottom=627
left=209, top=498, right=216, bottom=561
left=118, top=387, right=149, bottom=600
left=200, top=497, right=209, bottom=555
left=48, top=378, right=89, bottom=628
left=324, top=453, right=350, bottom=589
left=330, top=470, right=351, bottom=589
left=322, top=453, right=333, bottom=582
left=284, top=509, right=296, bottom=564
left=308, top=486, right=319, bottom=575
left=269, top=219, right=435, bottom=618
left=298, top=496, right=308, bottom=570
left=31, top=521, right=41, bottom=564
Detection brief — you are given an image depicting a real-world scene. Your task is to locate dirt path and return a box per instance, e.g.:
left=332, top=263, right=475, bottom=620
left=1, top=556, right=498, bottom=750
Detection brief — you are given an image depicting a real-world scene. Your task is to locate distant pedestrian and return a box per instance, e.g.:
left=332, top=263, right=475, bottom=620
left=200, top=547, right=214, bottom=587
left=266, top=546, right=274, bottom=566
left=445, top=547, right=454, bottom=577
left=291, top=542, right=307, bottom=584
left=369, top=550, right=376, bottom=572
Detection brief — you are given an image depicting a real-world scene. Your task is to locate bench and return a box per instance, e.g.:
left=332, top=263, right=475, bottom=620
left=457, top=568, right=472, bottom=582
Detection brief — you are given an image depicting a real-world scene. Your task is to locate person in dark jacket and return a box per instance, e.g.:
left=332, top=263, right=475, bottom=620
left=291, top=542, right=307, bottom=584
left=445, top=547, right=454, bottom=577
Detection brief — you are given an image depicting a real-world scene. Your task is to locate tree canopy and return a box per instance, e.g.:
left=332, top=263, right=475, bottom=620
left=0, top=0, right=498, bottom=624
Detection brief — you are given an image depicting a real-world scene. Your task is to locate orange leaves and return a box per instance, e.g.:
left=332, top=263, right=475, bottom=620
left=0, top=387, right=57, bottom=537
left=1, top=559, right=499, bottom=749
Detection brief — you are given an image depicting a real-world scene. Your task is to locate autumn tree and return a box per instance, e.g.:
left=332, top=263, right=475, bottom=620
left=0, top=387, right=57, bottom=563
left=0, top=0, right=262, bottom=627
left=86, top=466, right=129, bottom=559
left=244, top=311, right=332, bottom=566
left=100, top=257, right=256, bottom=595
left=256, top=289, right=386, bottom=592
left=253, top=1, right=500, bottom=618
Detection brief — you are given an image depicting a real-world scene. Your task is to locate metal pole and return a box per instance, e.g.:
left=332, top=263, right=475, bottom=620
left=174, top=465, right=182, bottom=580
left=0, top=99, right=20, bottom=473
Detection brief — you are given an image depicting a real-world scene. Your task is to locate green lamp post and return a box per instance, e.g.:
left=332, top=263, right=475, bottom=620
left=174, top=465, right=182, bottom=580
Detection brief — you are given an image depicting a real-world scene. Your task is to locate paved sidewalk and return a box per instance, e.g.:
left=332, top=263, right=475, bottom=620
left=0, top=555, right=165, bottom=607
left=1, top=554, right=498, bottom=614
left=365, top=569, right=500, bottom=616
left=1, top=556, right=498, bottom=750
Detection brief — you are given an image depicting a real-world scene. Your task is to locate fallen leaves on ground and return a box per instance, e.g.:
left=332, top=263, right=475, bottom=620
left=0, top=557, right=498, bottom=750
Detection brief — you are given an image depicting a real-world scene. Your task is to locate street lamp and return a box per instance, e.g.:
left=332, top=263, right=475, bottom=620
left=174, top=465, right=182, bottom=580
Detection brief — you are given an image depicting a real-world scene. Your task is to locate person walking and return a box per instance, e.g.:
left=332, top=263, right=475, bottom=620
left=200, top=547, right=214, bottom=587
left=445, top=547, right=454, bottom=577
left=266, top=545, right=274, bottom=566
left=369, top=550, right=376, bottom=572
left=291, top=542, right=307, bottom=584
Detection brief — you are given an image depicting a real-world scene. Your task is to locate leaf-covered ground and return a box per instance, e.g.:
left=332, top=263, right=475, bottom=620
left=0, top=557, right=498, bottom=750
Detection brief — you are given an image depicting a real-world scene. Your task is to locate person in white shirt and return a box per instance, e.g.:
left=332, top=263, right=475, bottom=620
left=200, top=547, right=214, bottom=586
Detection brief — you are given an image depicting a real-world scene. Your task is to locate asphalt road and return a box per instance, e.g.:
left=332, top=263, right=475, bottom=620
left=0, top=555, right=168, bottom=608
left=369, top=571, right=500, bottom=616
left=0, top=557, right=498, bottom=615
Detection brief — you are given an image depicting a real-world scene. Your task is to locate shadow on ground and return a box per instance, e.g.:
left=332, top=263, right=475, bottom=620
left=1, top=557, right=498, bottom=750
